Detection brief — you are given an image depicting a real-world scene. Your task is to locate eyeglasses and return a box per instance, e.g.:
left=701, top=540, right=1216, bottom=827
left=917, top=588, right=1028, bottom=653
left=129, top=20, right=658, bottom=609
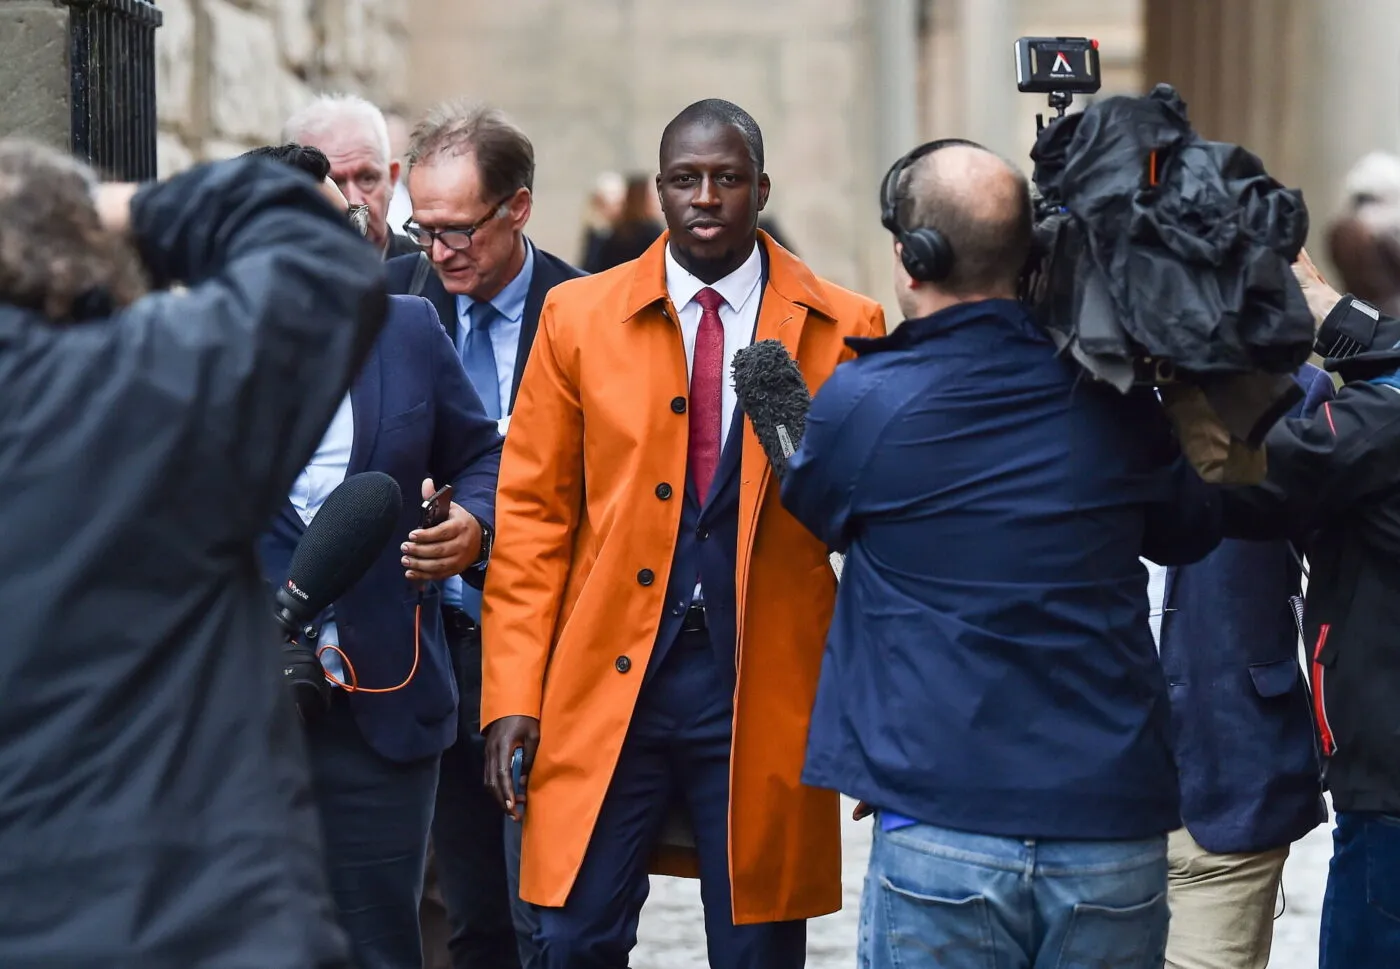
left=402, top=195, right=512, bottom=252
left=347, top=204, right=371, bottom=238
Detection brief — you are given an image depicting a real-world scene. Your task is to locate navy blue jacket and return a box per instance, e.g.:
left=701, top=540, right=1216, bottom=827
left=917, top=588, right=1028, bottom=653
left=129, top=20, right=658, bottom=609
left=259, top=295, right=502, bottom=763
left=384, top=243, right=585, bottom=411
left=782, top=299, right=1222, bottom=840
left=1160, top=364, right=1333, bottom=853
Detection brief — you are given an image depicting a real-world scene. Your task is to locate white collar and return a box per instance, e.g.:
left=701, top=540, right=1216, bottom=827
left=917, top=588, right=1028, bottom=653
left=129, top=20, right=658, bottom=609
left=664, top=241, right=762, bottom=314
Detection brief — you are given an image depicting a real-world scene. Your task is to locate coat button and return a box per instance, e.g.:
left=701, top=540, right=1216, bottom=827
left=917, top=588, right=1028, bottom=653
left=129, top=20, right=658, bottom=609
left=655, top=482, right=673, bottom=500
left=696, top=526, right=709, bottom=541
left=637, top=569, right=654, bottom=586
left=671, top=396, right=687, bottom=414
left=615, top=656, right=632, bottom=673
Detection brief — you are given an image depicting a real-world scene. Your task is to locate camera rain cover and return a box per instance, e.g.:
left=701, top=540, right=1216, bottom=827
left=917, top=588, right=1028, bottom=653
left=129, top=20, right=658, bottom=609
left=1027, top=84, right=1315, bottom=386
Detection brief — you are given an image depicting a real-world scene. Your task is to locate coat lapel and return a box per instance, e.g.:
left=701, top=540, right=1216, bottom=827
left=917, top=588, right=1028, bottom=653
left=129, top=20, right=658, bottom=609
left=513, top=250, right=554, bottom=411
left=425, top=273, right=459, bottom=347
left=347, top=341, right=383, bottom=477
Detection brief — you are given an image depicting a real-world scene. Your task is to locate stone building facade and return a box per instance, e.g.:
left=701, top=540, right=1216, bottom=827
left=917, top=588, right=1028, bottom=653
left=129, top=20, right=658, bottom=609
left=402, top=0, right=1142, bottom=306
left=154, top=0, right=409, bottom=174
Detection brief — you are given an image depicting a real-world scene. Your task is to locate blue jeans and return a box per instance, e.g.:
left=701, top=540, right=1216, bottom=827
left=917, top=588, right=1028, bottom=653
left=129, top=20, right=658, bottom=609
left=1320, top=812, right=1400, bottom=969
left=859, top=819, right=1169, bottom=969
left=305, top=693, right=441, bottom=969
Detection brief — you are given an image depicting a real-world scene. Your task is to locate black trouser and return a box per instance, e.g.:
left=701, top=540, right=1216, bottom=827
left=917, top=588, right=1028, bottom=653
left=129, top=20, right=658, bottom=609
left=420, top=607, right=523, bottom=969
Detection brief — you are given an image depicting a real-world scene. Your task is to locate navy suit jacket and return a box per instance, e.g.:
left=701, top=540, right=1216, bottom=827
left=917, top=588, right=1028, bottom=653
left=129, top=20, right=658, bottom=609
left=259, top=294, right=503, bottom=763
left=1159, top=363, right=1334, bottom=853
left=384, top=242, right=585, bottom=412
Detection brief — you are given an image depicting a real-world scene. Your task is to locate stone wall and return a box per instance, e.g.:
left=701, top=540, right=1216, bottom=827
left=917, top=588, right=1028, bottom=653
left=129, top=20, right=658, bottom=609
left=155, top=0, right=409, bottom=176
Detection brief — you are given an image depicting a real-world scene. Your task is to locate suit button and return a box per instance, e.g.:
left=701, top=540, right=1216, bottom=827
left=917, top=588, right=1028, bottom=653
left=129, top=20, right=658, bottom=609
left=637, top=569, right=655, bottom=586
left=615, top=656, right=632, bottom=673
left=696, top=527, right=709, bottom=541
left=671, top=396, right=687, bottom=414
left=655, top=482, right=673, bottom=500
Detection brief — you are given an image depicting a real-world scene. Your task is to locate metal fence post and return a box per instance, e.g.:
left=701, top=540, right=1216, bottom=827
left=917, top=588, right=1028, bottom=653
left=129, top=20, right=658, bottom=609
left=64, top=0, right=164, bottom=181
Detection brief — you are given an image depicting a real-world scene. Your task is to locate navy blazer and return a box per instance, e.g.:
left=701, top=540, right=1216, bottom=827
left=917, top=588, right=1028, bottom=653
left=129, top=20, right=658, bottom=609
left=260, top=294, right=503, bottom=763
left=1159, top=363, right=1334, bottom=854
left=384, top=242, right=585, bottom=412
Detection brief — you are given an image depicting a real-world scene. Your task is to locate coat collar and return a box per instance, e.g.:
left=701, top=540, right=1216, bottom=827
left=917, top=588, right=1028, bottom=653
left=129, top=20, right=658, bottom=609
left=621, top=230, right=837, bottom=323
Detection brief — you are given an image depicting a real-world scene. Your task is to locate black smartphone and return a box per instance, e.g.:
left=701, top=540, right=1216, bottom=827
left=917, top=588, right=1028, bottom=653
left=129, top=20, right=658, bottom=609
left=419, top=483, right=454, bottom=530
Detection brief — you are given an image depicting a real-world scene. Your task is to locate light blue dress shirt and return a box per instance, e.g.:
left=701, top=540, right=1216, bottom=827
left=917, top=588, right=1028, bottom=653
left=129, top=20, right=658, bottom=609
left=443, top=243, right=535, bottom=616
left=288, top=392, right=354, bottom=680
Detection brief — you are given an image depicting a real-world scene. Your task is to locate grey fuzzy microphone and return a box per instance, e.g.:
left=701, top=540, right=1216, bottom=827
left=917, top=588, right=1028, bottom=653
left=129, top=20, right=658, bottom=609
left=732, top=340, right=844, bottom=580
left=731, top=339, right=811, bottom=481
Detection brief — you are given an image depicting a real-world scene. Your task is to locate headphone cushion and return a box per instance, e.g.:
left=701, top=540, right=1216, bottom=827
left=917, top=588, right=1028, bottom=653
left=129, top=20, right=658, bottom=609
left=899, top=227, right=951, bottom=283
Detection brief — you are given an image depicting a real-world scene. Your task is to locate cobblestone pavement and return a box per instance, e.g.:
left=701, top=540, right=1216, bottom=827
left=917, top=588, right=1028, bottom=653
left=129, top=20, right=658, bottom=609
left=633, top=797, right=1334, bottom=968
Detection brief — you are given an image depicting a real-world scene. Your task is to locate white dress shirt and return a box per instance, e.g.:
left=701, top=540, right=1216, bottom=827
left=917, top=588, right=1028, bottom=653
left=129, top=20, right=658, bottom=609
left=288, top=392, right=354, bottom=677
left=1141, top=557, right=1170, bottom=651
left=665, top=242, right=762, bottom=604
left=664, top=241, right=763, bottom=453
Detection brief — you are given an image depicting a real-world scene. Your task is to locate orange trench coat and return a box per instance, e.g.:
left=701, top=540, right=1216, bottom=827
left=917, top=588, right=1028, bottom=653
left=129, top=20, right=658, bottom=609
left=480, top=231, right=886, bottom=923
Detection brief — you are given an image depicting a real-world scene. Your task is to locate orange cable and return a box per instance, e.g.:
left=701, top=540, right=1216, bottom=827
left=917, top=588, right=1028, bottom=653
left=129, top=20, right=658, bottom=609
left=318, top=602, right=422, bottom=694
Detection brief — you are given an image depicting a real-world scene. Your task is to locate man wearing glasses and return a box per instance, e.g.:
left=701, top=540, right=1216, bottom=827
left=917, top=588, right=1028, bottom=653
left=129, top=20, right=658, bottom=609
left=386, top=102, right=583, bottom=969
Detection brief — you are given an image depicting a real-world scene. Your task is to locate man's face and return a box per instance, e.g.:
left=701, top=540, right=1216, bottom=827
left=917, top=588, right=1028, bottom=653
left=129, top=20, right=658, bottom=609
left=407, top=154, right=530, bottom=300
left=305, top=124, right=398, bottom=251
left=657, top=122, right=769, bottom=281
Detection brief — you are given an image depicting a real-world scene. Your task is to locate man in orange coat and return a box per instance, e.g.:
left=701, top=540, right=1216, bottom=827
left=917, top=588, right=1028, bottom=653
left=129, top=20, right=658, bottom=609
left=479, top=99, right=885, bottom=967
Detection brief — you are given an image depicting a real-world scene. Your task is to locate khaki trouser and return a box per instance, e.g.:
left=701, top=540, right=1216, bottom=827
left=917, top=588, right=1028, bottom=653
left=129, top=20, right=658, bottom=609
left=1165, top=828, right=1289, bottom=969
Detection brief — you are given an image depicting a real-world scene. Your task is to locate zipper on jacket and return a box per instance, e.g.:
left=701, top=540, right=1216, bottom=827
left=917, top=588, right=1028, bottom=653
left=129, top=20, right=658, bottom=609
left=1312, top=623, right=1337, bottom=757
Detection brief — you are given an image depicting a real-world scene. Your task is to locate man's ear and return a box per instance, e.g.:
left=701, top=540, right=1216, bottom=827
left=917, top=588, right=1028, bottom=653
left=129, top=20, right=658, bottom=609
left=390, top=159, right=402, bottom=185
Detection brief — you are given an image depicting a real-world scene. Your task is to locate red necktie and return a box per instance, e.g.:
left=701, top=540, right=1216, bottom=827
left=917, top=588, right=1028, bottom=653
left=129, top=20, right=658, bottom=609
left=689, top=287, right=725, bottom=502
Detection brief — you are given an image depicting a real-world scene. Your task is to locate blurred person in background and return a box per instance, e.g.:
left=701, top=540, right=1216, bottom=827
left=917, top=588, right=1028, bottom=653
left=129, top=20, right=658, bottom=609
left=285, top=94, right=419, bottom=259
left=387, top=100, right=584, bottom=969
left=1327, top=152, right=1400, bottom=316
left=248, top=143, right=504, bottom=969
left=0, top=140, right=384, bottom=968
left=583, top=172, right=663, bottom=272
left=579, top=170, right=625, bottom=272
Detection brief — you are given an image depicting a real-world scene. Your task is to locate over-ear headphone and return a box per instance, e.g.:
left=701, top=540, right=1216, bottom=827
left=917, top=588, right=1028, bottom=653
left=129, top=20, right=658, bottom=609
left=879, top=137, right=985, bottom=283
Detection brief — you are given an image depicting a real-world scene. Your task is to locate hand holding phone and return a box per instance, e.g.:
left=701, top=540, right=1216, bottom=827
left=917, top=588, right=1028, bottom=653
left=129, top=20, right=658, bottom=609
left=420, top=483, right=454, bottom=530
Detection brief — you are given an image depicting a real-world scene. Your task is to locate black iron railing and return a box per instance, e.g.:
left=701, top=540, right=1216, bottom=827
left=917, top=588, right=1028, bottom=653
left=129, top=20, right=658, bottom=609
left=66, top=0, right=163, bottom=181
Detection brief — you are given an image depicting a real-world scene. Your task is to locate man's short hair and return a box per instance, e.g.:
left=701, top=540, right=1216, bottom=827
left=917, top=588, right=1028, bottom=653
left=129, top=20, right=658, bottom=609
left=660, top=99, right=764, bottom=172
left=0, top=139, right=146, bottom=322
left=243, top=143, right=331, bottom=182
left=283, top=94, right=392, bottom=164
left=406, top=101, right=535, bottom=199
left=896, top=149, right=1033, bottom=296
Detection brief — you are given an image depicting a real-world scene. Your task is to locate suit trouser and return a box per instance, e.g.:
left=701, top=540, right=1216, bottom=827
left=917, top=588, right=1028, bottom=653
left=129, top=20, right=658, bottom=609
left=1165, top=827, right=1288, bottom=969
left=421, top=611, right=530, bottom=969
left=533, top=629, right=806, bottom=969
left=1320, top=812, right=1400, bottom=969
left=305, top=692, right=440, bottom=969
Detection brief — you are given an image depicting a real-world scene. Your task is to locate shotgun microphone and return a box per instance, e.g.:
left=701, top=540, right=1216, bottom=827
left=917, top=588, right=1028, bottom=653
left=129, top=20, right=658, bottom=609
left=732, top=340, right=844, bottom=580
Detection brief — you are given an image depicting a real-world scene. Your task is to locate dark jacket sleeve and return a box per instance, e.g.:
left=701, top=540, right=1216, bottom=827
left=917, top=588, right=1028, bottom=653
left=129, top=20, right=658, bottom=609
left=781, top=366, right=886, bottom=552
left=1223, top=381, right=1400, bottom=540
left=415, top=298, right=503, bottom=585
left=124, top=157, right=387, bottom=532
left=1135, top=390, right=1224, bottom=565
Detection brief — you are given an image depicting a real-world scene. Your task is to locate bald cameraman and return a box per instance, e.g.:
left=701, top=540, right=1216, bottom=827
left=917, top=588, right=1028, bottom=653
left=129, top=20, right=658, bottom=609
left=782, top=141, right=1221, bottom=969
left=0, top=141, right=385, bottom=967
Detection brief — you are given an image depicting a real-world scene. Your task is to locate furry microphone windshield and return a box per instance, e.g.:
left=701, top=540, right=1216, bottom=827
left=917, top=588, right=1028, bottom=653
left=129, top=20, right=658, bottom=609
left=731, top=339, right=811, bottom=481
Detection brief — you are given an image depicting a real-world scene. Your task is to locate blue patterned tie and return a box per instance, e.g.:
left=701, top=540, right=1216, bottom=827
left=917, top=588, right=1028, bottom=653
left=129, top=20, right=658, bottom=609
left=450, top=301, right=498, bottom=622
left=463, top=302, right=502, bottom=420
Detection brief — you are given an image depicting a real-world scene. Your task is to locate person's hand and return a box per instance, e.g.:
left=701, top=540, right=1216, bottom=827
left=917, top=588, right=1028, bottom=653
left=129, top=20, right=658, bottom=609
left=93, top=183, right=138, bottom=235
left=484, top=715, right=540, bottom=821
left=852, top=801, right=874, bottom=821
left=402, top=478, right=482, bottom=581
left=1293, top=247, right=1344, bottom=328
